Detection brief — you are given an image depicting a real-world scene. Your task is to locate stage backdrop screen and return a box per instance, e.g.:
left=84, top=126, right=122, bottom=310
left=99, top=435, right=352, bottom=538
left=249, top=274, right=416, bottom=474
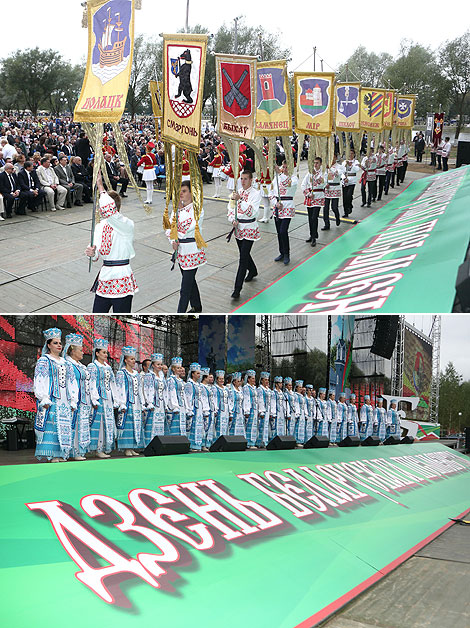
left=198, top=315, right=226, bottom=371
left=329, top=315, right=355, bottom=396
left=403, top=324, right=432, bottom=421
left=227, top=316, right=255, bottom=373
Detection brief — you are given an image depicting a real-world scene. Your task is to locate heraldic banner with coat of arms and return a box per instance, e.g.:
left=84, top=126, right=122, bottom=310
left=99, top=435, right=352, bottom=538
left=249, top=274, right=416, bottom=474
left=216, top=55, right=257, bottom=141
left=396, top=95, right=416, bottom=129
left=75, top=0, right=135, bottom=123
left=360, top=87, right=385, bottom=132
left=162, top=34, right=208, bottom=151
left=383, top=90, right=395, bottom=130
left=255, top=60, right=292, bottom=137
left=335, top=83, right=361, bottom=131
left=293, top=72, right=335, bottom=136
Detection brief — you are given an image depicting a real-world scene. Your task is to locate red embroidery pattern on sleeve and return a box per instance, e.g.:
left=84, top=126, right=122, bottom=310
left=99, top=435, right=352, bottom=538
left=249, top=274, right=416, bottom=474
left=99, top=224, right=113, bottom=255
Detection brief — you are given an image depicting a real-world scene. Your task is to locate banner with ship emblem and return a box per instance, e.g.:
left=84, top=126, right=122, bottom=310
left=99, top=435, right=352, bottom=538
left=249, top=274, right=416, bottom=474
left=360, top=88, right=385, bottom=131
left=255, top=60, right=292, bottom=137
left=383, top=90, right=395, bottom=129
left=293, top=72, right=335, bottom=136
left=396, top=95, right=416, bottom=129
left=74, top=0, right=135, bottom=122
left=335, top=83, right=360, bottom=131
left=162, top=33, right=208, bottom=151
left=149, top=80, right=163, bottom=118
left=215, top=54, right=257, bottom=141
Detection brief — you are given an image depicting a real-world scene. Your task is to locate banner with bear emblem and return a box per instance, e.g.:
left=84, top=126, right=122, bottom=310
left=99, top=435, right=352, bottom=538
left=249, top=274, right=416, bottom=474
left=161, top=33, right=208, bottom=151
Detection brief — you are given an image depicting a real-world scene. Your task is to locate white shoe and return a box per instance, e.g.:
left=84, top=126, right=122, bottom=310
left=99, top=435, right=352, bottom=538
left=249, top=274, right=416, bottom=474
left=125, top=449, right=133, bottom=457
left=51, top=458, right=60, bottom=463
left=59, top=458, right=67, bottom=462
left=96, top=451, right=110, bottom=459
left=51, top=207, right=57, bottom=212
left=74, top=456, right=86, bottom=461
left=131, top=450, right=140, bottom=456
left=0, top=215, right=4, bottom=221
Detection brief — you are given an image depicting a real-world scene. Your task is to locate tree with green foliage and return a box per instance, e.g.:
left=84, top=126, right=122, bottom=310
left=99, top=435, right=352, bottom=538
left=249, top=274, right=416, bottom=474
left=126, top=34, right=160, bottom=118
left=438, top=362, right=463, bottom=432
left=439, top=31, right=470, bottom=137
left=336, top=46, right=393, bottom=86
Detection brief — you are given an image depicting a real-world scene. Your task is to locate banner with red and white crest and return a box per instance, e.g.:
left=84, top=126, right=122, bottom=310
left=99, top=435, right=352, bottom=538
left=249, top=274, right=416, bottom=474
left=216, top=54, right=257, bottom=141
left=162, top=33, right=208, bottom=151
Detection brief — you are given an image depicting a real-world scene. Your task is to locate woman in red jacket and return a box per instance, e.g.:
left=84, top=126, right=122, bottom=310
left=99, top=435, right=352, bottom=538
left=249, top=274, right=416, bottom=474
left=209, top=143, right=224, bottom=198
left=137, top=142, right=157, bottom=204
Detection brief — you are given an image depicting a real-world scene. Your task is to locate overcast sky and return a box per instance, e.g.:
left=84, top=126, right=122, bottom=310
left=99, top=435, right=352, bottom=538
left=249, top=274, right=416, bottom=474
left=9, top=0, right=469, bottom=73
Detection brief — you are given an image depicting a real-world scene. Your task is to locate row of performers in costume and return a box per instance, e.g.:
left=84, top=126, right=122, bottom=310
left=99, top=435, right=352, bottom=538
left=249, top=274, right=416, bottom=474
left=33, top=328, right=402, bottom=462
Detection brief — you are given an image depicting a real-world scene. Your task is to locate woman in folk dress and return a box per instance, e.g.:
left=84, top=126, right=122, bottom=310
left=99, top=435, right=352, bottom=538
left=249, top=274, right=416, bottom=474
left=87, top=338, right=117, bottom=458
left=213, top=370, right=230, bottom=441
left=256, top=372, right=273, bottom=448
left=115, top=346, right=144, bottom=456
left=137, top=142, right=157, bottom=205
left=185, top=362, right=205, bottom=452
left=142, top=353, right=167, bottom=446
left=34, top=328, right=76, bottom=462
left=228, top=372, right=245, bottom=437
left=166, top=357, right=187, bottom=436
left=63, top=333, right=92, bottom=461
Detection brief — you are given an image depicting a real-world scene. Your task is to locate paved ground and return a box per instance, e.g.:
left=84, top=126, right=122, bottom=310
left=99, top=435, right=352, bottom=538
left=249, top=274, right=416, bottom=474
left=0, top=160, right=428, bottom=313
left=321, top=515, right=470, bottom=628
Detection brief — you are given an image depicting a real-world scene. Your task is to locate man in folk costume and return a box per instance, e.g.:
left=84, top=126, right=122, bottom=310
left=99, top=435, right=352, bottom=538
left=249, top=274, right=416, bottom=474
left=200, top=367, right=216, bottom=450
left=256, top=371, right=273, bottom=448
left=185, top=363, right=205, bottom=452
left=304, top=384, right=316, bottom=442
left=359, top=394, right=374, bottom=441
left=271, top=376, right=288, bottom=438
left=341, top=150, right=360, bottom=217
left=396, top=141, right=406, bottom=187
left=167, top=180, right=206, bottom=313
left=257, top=168, right=273, bottom=223
left=301, top=156, right=325, bottom=248
left=270, top=160, right=298, bottom=265
left=243, top=369, right=259, bottom=449
left=323, top=156, right=344, bottom=230
left=436, top=138, right=445, bottom=170
left=376, top=145, right=387, bottom=201
left=373, top=396, right=387, bottom=442
left=346, top=393, right=359, bottom=438
left=166, top=357, right=187, bottom=436
left=384, top=143, right=396, bottom=195
left=85, top=172, right=138, bottom=314
left=137, top=142, right=157, bottom=205
left=400, top=139, right=409, bottom=182
left=360, top=148, right=377, bottom=208
left=142, top=353, right=167, bottom=445
left=392, top=142, right=400, bottom=188
left=209, top=143, right=224, bottom=198
left=228, top=170, right=261, bottom=300
left=386, top=399, right=402, bottom=440
left=315, top=388, right=331, bottom=438
left=442, top=136, right=452, bottom=172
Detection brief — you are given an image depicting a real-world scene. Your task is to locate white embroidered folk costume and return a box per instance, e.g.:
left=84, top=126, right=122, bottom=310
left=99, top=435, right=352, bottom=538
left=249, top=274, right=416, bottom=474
left=115, top=346, right=144, bottom=454
left=87, top=338, right=117, bottom=455
left=63, top=333, right=91, bottom=459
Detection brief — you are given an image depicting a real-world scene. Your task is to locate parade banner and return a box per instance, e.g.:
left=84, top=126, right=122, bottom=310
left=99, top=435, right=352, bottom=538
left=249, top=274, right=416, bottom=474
left=1, top=444, right=469, bottom=628
left=335, top=83, right=360, bottom=131
left=149, top=80, right=163, bottom=118
left=396, top=95, right=416, bottom=129
left=294, top=72, right=335, bottom=136
left=198, top=315, right=226, bottom=371
left=403, top=324, right=432, bottom=422
left=74, top=0, right=135, bottom=122
left=383, top=90, right=395, bottom=130
left=216, top=54, right=257, bottom=141
left=161, top=34, right=208, bottom=151
left=329, top=315, right=355, bottom=396
left=360, top=87, right=385, bottom=132
left=433, top=112, right=444, bottom=147
left=235, top=167, right=470, bottom=314
left=255, top=60, right=292, bottom=136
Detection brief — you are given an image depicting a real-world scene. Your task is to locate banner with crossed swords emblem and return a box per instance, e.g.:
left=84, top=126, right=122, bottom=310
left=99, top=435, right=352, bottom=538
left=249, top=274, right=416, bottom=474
left=216, top=54, right=257, bottom=141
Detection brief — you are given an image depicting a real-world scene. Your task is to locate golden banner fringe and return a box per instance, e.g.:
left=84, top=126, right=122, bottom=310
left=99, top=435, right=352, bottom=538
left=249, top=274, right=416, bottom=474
left=169, top=148, right=183, bottom=241
left=111, top=122, right=150, bottom=214
left=267, top=137, right=276, bottom=179
left=162, top=142, right=173, bottom=230
left=188, top=151, right=207, bottom=248
left=282, top=136, right=295, bottom=176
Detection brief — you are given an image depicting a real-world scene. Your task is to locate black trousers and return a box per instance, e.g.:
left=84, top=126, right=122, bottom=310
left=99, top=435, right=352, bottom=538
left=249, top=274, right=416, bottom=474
left=437, top=154, right=442, bottom=169
left=93, top=294, right=133, bottom=313
left=178, top=267, right=202, bottom=313
left=401, top=161, right=408, bottom=182
left=367, top=180, right=377, bottom=205
left=342, top=185, right=355, bottom=215
left=430, top=152, right=436, bottom=166
left=323, top=198, right=340, bottom=227
left=307, top=206, right=321, bottom=241
left=384, top=171, right=392, bottom=194
left=442, top=157, right=449, bottom=172
left=20, top=189, right=46, bottom=211
left=234, top=239, right=257, bottom=291
left=274, top=217, right=291, bottom=255
left=111, top=177, right=128, bottom=194
left=377, top=174, right=386, bottom=200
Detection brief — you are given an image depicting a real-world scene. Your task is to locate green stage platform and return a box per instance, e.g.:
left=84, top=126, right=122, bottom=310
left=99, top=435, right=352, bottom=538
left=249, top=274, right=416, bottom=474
left=1, top=442, right=469, bottom=627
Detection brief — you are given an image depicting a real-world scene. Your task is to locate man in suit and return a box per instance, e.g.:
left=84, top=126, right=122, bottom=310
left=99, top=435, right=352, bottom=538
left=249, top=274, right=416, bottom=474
left=70, top=156, right=92, bottom=202
left=18, top=161, right=46, bottom=212
left=75, top=131, right=91, bottom=165
left=104, top=152, right=128, bottom=197
left=36, top=156, right=67, bottom=211
left=54, top=155, right=84, bottom=206
left=0, top=162, right=22, bottom=217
